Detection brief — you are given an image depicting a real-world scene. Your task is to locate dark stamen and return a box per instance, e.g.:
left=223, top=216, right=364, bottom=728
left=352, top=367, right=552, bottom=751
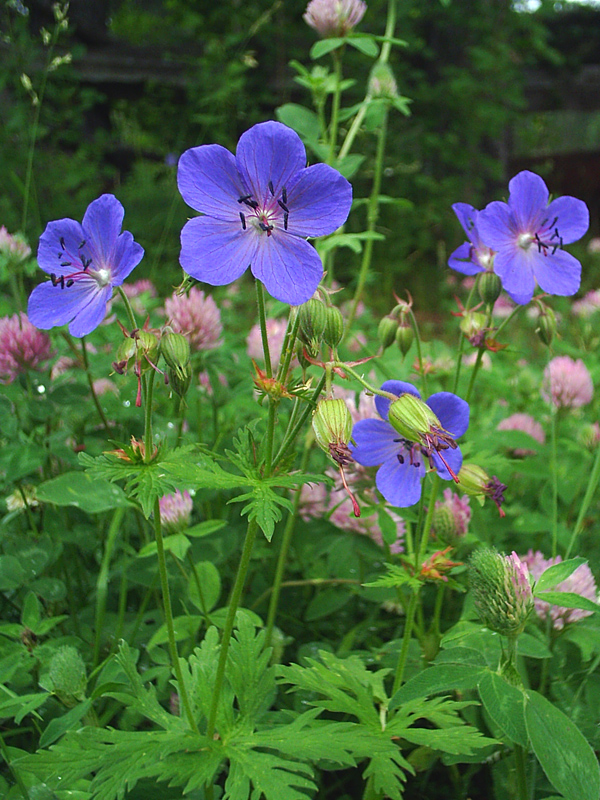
left=245, top=198, right=259, bottom=210
left=60, top=261, right=71, bottom=267
left=58, top=276, right=65, bottom=289
left=397, top=453, right=404, bottom=464
left=66, top=279, right=74, bottom=287
left=79, top=240, right=86, bottom=249
left=268, top=180, right=275, bottom=195
left=259, top=221, right=274, bottom=235
left=239, top=212, right=246, bottom=230
left=238, top=194, right=253, bottom=204
left=282, top=186, right=287, bottom=204
left=50, top=273, right=58, bottom=286
left=59, top=237, right=66, bottom=249
left=284, top=212, right=289, bottom=230
left=278, top=199, right=289, bottom=213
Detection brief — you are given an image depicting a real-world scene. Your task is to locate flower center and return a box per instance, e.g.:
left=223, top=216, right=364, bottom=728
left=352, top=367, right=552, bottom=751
left=51, top=237, right=111, bottom=290
left=519, top=216, right=563, bottom=256
left=237, top=182, right=289, bottom=237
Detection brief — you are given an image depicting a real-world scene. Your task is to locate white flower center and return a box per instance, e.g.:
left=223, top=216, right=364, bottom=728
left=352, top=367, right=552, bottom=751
left=517, top=232, right=534, bottom=250
left=93, top=267, right=112, bottom=287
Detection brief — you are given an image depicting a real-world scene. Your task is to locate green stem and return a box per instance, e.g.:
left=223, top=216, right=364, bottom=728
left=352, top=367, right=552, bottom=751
left=451, top=278, right=478, bottom=395
left=152, top=497, right=199, bottom=733
left=143, top=369, right=158, bottom=464
left=565, top=437, right=600, bottom=558
left=93, top=508, right=125, bottom=668
left=338, top=100, right=369, bottom=161
left=464, top=305, right=494, bottom=405
left=116, top=285, right=138, bottom=331
left=514, top=744, right=529, bottom=800
left=347, top=107, right=389, bottom=330
left=276, top=308, right=300, bottom=385
left=273, top=373, right=327, bottom=469
left=408, top=308, right=427, bottom=397
left=265, top=442, right=311, bottom=646
left=205, top=518, right=259, bottom=739
left=256, top=280, right=272, bottom=378
left=550, top=408, right=559, bottom=559
left=380, top=0, right=397, bottom=63
left=81, top=336, right=112, bottom=436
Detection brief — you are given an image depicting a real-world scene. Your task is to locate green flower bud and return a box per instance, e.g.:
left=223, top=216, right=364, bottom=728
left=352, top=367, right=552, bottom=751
left=395, top=323, right=414, bottom=357
left=478, top=272, right=502, bottom=307
left=432, top=504, right=458, bottom=543
left=536, top=305, right=557, bottom=347
left=378, top=315, right=399, bottom=350
left=161, top=331, right=191, bottom=381
left=469, top=548, right=533, bottom=636
left=323, top=306, right=344, bottom=348
left=298, top=298, right=328, bottom=349
left=456, top=463, right=490, bottom=496
left=388, top=393, right=441, bottom=445
left=49, top=645, right=87, bottom=707
left=312, top=398, right=353, bottom=465
left=369, top=62, right=399, bottom=99
left=459, top=311, right=487, bottom=341
left=116, top=329, right=159, bottom=373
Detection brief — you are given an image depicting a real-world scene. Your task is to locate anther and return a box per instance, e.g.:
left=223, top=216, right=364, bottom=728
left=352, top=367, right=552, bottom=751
left=239, top=212, right=246, bottom=230
left=284, top=211, right=289, bottom=230
left=278, top=199, right=289, bottom=213
left=66, top=279, right=74, bottom=287
left=268, top=180, right=275, bottom=195
left=78, top=240, right=86, bottom=249
left=238, top=194, right=252, bottom=204
left=282, top=187, right=287, bottom=204
left=397, top=453, right=404, bottom=464
left=50, top=273, right=58, bottom=286
left=60, top=261, right=71, bottom=267
left=59, top=237, right=66, bottom=249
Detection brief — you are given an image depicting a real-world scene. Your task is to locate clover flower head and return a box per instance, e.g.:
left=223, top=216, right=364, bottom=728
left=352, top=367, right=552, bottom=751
left=351, top=380, right=469, bottom=508
left=448, top=203, right=495, bottom=276
left=0, top=226, right=31, bottom=259
left=27, top=194, right=144, bottom=337
left=572, top=289, right=600, bottom=318
left=159, top=489, right=193, bottom=534
left=541, top=355, right=593, bottom=409
left=432, top=488, right=471, bottom=543
left=469, top=548, right=533, bottom=636
left=0, top=312, right=53, bottom=383
left=521, top=549, right=598, bottom=630
left=303, top=0, right=367, bottom=37
left=497, top=412, right=545, bottom=457
left=177, top=121, right=352, bottom=306
left=476, top=171, right=589, bottom=305
left=164, top=287, right=223, bottom=352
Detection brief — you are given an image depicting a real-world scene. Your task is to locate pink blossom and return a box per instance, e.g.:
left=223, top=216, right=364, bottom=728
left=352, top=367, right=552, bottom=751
left=541, top=355, right=593, bottom=409
left=198, top=369, right=228, bottom=396
left=121, top=279, right=156, bottom=299
left=497, top=413, right=545, bottom=457
left=303, top=0, right=367, bottom=37
left=0, top=313, right=52, bottom=383
left=0, top=226, right=31, bottom=259
left=92, top=378, right=118, bottom=396
left=588, top=237, right=600, bottom=254
left=572, top=289, right=600, bottom=318
left=159, top=489, right=193, bottom=533
left=164, top=287, right=222, bottom=352
left=493, top=294, right=516, bottom=318
left=521, top=549, right=598, bottom=630
left=432, top=488, right=471, bottom=542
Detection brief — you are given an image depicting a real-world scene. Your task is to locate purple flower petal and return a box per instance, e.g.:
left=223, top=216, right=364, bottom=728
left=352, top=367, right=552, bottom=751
left=508, top=171, right=549, bottom=231
left=286, top=163, right=352, bottom=238
left=448, top=242, right=485, bottom=276
left=533, top=248, right=582, bottom=298
left=492, top=248, right=536, bottom=305
left=236, top=121, right=306, bottom=203
left=427, top=392, right=470, bottom=439
left=68, top=285, right=112, bottom=337
left=180, top=216, right=258, bottom=286
left=178, top=145, right=246, bottom=222
left=452, top=203, right=479, bottom=241
left=37, top=219, right=87, bottom=277
left=28, top=278, right=104, bottom=333
left=82, top=194, right=124, bottom=267
left=376, top=455, right=425, bottom=508
left=250, top=231, right=323, bottom=305
left=375, top=380, right=420, bottom=420
left=545, top=195, right=589, bottom=244
left=109, top=231, right=145, bottom=285
left=431, top=445, right=463, bottom=482
left=477, top=201, right=517, bottom=251
left=351, top=418, right=401, bottom=466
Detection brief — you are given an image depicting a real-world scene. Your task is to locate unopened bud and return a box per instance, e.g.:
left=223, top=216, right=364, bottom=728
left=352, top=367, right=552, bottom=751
left=312, top=398, right=353, bottom=465
left=457, top=463, right=507, bottom=517
left=536, top=305, right=557, bottom=347
left=298, top=298, right=328, bottom=349
left=478, top=272, right=502, bottom=307
left=161, top=331, right=191, bottom=381
left=460, top=311, right=487, bottom=342
left=395, top=323, right=414, bottom=357
left=432, top=504, right=457, bottom=543
left=49, top=645, right=87, bottom=707
left=378, top=315, right=398, bottom=350
left=323, top=305, right=344, bottom=348
left=369, top=62, right=399, bottom=99
left=469, top=549, right=533, bottom=636
left=388, top=393, right=441, bottom=445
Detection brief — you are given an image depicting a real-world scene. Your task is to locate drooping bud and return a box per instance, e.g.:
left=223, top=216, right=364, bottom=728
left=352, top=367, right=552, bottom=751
left=323, top=305, right=344, bottom=348
left=161, top=331, right=192, bottom=398
left=388, top=393, right=442, bottom=445
left=469, top=549, right=533, bottom=636
left=395, top=323, right=414, bottom=357
left=298, top=297, right=328, bottom=350
left=460, top=310, right=487, bottom=346
left=116, top=329, right=159, bottom=373
left=535, top=304, right=557, bottom=347
left=369, top=62, right=398, bottom=99
left=457, top=463, right=507, bottom=517
left=312, top=398, right=353, bottom=465
left=378, top=315, right=398, bottom=351
left=49, top=646, right=87, bottom=708
left=478, top=272, right=502, bottom=307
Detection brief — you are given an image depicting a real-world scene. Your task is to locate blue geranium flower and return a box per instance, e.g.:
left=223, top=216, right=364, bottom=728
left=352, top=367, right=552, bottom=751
left=448, top=203, right=495, bottom=276
left=28, top=194, right=144, bottom=338
left=476, top=170, right=589, bottom=305
left=351, top=380, right=469, bottom=508
left=177, top=120, right=352, bottom=306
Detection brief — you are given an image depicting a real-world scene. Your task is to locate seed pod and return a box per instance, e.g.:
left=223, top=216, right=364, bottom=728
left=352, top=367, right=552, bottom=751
left=323, top=306, right=344, bottom=348
left=378, top=315, right=398, bottom=350
left=395, top=323, right=414, bottom=357
left=161, top=331, right=191, bottom=381
left=298, top=298, right=328, bottom=348
left=312, top=398, right=354, bottom=465
left=478, top=272, right=502, bottom=307
left=536, top=305, right=557, bottom=347
left=388, top=393, right=441, bottom=444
